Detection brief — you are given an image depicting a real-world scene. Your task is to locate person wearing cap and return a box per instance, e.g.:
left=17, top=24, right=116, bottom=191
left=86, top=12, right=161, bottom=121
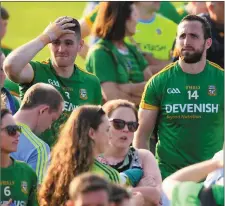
left=3, top=16, right=102, bottom=148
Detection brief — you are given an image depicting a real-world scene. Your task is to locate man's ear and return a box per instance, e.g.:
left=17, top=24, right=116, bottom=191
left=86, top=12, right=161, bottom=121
left=206, top=38, right=212, bottom=50
left=78, top=39, right=84, bottom=51
left=39, top=105, right=50, bottom=115
left=65, top=200, right=74, bottom=206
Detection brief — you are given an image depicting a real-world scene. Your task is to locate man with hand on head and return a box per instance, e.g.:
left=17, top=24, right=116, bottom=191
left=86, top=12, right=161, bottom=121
left=3, top=16, right=102, bottom=148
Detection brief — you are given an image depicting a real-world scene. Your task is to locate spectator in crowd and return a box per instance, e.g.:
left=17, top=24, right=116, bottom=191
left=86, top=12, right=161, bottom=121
left=0, top=108, right=38, bottom=206
left=174, top=2, right=224, bottom=68
left=0, top=52, right=20, bottom=114
left=86, top=2, right=152, bottom=106
left=176, top=2, right=208, bottom=20
left=0, top=7, right=12, bottom=56
left=0, top=7, right=20, bottom=98
left=130, top=2, right=177, bottom=73
left=163, top=158, right=224, bottom=206
left=66, top=173, right=112, bottom=206
left=3, top=16, right=102, bottom=148
left=98, top=99, right=162, bottom=206
left=109, top=183, right=132, bottom=206
left=133, top=15, right=224, bottom=180
left=38, top=105, right=121, bottom=206
left=11, top=83, right=64, bottom=184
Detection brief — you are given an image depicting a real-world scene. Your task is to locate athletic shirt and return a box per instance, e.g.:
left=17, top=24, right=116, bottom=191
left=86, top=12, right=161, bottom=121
left=19, top=59, right=102, bottom=147
left=11, top=122, right=50, bottom=184
left=141, top=61, right=224, bottom=179
left=1, top=158, right=38, bottom=206
left=91, top=159, right=121, bottom=184
left=97, top=147, right=142, bottom=173
left=131, top=13, right=177, bottom=60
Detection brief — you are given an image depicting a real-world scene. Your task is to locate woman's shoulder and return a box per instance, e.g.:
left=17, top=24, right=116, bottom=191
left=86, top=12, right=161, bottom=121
left=135, top=148, right=156, bottom=161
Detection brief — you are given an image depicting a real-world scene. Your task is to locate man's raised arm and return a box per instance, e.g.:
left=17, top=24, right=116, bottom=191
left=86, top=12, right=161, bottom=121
left=3, top=16, right=75, bottom=83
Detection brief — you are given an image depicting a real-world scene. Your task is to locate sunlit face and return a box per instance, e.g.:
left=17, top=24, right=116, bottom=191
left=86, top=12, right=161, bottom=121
left=49, top=34, right=83, bottom=68
left=0, top=54, right=6, bottom=87
left=0, top=19, right=8, bottom=40
left=0, top=114, right=20, bottom=153
left=108, top=107, right=137, bottom=150
left=74, top=190, right=110, bottom=206
left=92, top=115, right=111, bottom=154
left=34, top=103, right=63, bottom=135
left=176, top=20, right=211, bottom=63
left=125, top=4, right=139, bottom=37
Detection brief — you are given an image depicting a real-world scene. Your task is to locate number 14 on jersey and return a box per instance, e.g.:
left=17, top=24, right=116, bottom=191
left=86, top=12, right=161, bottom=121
left=188, top=90, right=199, bottom=100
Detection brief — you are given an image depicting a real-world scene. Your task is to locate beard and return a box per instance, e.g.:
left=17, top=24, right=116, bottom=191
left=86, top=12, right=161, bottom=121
left=177, top=42, right=205, bottom=64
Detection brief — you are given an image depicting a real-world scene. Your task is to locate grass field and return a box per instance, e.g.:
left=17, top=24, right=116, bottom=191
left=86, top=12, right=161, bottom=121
left=2, top=2, right=185, bottom=69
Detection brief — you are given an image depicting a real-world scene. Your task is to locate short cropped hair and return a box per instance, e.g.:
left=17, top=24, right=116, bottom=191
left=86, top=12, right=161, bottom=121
left=93, top=2, right=134, bottom=41
left=20, top=83, right=63, bottom=112
left=109, top=184, right=131, bottom=204
left=68, top=18, right=81, bottom=40
left=180, top=15, right=212, bottom=39
left=69, top=173, right=111, bottom=201
left=1, top=7, right=9, bottom=20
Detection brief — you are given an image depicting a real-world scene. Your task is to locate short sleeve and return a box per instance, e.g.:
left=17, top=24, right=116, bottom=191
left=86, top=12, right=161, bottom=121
left=140, top=77, right=161, bottom=110
left=86, top=48, right=118, bottom=83
left=172, top=182, right=203, bottom=206
left=94, top=76, right=103, bottom=105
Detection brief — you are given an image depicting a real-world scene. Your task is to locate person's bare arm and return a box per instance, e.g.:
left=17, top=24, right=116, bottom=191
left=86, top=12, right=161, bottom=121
left=143, top=66, right=153, bottom=80
left=3, top=16, right=75, bottom=84
left=101, top=82, right=146, bottom=105
left=163, top=159, right=223, bottom=200
left=138, top=149, right=162, bottom=187
left=133, top=109, right=158, bottom=149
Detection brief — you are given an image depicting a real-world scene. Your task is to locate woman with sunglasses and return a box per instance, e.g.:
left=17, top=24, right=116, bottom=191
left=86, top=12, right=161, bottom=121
left=38, top=105, right=122, bottom=206
left=97, top=99, right=162, bottom=206
left=0, top=108, right=38, bottom=206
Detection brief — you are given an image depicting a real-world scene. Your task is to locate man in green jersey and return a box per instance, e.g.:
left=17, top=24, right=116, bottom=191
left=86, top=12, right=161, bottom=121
left=3, top=16, right=102, bottom=147
left=163, top=158, right=224, bottom=206
left=133, top=15, right=224, bottom=180
left=1, top=108, right=38, bottom=206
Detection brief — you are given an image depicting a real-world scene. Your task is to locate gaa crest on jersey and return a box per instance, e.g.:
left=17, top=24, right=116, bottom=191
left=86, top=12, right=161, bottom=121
left=21, top=181, right=28, bottom=194
left=79, top=89, right=88, bottom=100
left=208, top=85, right=217, bottom=96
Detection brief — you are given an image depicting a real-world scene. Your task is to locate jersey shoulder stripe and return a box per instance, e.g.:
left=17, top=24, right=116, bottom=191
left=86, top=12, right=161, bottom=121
left=208, top=61, right=224, bottom=71
left=94, top=160, right=120, bottom=183
left=20, top=124, right=48, bottom=183
left=77, top=65, right=98, bottom=77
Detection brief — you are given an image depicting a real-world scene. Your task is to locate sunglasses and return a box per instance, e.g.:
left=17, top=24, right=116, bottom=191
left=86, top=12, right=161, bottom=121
left=109, top=119, right=139, bottom=132
left=1, top=125, right=21, bottom=136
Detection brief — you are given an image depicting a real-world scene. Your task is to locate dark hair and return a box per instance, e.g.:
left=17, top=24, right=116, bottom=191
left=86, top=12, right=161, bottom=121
left=68, top=18, right=81, bottom=40
left=93, top=2, right=134, bottom=41
left=109, top=184, right=131, bottom=204
left=180, top=15, right=212, bottom=39
left=38, top=105, right=106, bottom=206
left=103, top=99, right=138, bottom=122
left=20, top=83, right=63, bottom=112
left=1, top=7, right=9, bottom=20
left=1, top=108, right=11, bottom=120
left=69, top=173, right=111, bottom=201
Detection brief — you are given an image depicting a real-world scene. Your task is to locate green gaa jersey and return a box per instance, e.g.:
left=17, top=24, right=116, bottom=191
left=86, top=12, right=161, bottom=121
left=140, top=61, right=224, bottom=179
left=171, top=182, right=224, bottom=206
left=19, top=60, right=102, bottom=147
left=130, top=13, right=177, bottom=61
left=1, top=158, right=38, bottom=206
left=91, top=159, right=121, bottom=184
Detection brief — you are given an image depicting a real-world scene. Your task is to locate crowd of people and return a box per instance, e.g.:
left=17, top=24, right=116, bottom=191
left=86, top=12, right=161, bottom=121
left=0, top=1, right=224, bottom=206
